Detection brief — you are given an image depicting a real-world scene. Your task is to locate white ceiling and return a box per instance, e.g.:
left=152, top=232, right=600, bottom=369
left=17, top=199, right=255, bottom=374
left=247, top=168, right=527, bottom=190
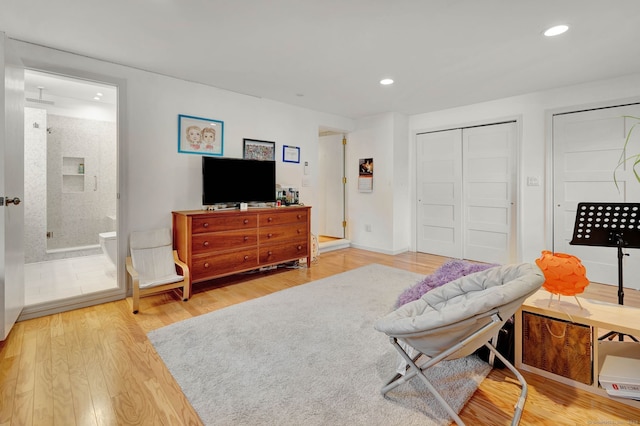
left=3, top=0, right=640, bottom=119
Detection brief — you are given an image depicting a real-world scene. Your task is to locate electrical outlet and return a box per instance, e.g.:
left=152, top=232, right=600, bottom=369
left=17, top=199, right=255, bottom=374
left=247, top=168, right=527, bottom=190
left=365, top=224, right=372, bottom=232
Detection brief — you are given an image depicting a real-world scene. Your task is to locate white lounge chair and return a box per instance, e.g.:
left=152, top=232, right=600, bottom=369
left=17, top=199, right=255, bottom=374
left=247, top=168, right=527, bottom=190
left=374, top=263, right=544, bottom=426
left=126, top=227, right=190, bottom=314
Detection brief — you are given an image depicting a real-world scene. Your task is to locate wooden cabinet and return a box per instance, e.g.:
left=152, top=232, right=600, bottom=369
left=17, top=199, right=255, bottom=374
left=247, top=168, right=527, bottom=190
left=172, top=206, right=311, bottom=288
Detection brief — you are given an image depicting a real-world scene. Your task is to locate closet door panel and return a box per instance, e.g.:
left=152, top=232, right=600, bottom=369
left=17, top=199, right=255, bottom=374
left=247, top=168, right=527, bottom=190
left=463, top=123, right=517, bottom=264
left=416, top=129, right=463, bottom=258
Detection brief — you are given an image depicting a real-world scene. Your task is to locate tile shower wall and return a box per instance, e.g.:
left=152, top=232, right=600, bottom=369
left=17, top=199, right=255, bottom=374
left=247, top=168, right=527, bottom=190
left=24, top=107, right=48, bottom=263
left=24, top=108, right=117, bottom=263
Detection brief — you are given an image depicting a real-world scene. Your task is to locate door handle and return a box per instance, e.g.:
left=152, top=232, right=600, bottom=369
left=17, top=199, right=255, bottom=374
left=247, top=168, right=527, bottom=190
left=1, top=197, right=21, bottom=206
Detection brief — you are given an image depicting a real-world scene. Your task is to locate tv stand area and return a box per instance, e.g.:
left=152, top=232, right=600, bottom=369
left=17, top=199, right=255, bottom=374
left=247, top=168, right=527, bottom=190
left=172, top=206, right=311, bottom=290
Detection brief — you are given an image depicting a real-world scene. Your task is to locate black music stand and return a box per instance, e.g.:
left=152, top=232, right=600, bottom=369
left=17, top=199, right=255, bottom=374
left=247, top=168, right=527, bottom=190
left=570, top=202, right=640, bottom=342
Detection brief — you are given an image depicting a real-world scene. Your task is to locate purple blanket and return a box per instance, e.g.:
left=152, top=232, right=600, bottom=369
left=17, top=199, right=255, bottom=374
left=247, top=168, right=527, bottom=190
left=395, top=259, right=498, bottom=308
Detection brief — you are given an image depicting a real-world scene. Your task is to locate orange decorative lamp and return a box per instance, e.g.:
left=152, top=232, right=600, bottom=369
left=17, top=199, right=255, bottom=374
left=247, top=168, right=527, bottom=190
left=535, top=250, right=589, bottom=308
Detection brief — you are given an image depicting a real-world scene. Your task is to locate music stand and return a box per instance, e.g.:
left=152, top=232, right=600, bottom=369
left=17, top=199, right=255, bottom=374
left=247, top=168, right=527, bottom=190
left=570, top=202, right=640, bottom=342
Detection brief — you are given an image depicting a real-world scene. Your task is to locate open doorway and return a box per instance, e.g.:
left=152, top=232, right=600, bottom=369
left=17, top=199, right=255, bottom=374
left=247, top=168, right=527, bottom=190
left=23, top=69, right=118, bottom=310
left=318, top=130, right=350, bottom=252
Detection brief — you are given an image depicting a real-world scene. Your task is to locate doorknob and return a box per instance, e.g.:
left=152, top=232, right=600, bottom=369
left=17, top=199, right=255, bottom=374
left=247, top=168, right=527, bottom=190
left=2, top=197, right=21, bottom=206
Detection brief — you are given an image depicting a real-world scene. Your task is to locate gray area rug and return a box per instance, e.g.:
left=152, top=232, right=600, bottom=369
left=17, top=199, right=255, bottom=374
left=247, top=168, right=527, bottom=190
left=148, top=264, right=491, bottom=425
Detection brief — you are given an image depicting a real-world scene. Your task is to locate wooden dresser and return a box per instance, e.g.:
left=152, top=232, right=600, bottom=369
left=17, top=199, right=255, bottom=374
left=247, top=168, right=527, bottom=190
left=172, top=206, right=311, bottom=288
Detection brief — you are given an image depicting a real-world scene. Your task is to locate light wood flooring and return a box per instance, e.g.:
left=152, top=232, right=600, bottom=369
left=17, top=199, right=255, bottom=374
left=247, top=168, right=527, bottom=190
left=1, top=248, right=640, bottom=425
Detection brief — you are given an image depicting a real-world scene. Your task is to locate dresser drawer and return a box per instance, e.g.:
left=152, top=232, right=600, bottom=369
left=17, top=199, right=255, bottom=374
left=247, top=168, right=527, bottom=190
left=259, top=210, right=308, bottom=227
left=259, top=224, right=307, bottom=245
left=192, top=230, right=257, bottom=254
left=191, top=250, right=258, bottom=280
left=259, top=241, right=308, bottom=264
left=192, top=214, right=258, bottom=233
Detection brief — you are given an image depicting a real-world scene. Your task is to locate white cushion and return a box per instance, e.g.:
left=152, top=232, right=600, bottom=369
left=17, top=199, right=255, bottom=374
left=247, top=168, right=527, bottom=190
left=130, top=228, right=184, bottom=288
left=139, top=273, right=184, bottom=289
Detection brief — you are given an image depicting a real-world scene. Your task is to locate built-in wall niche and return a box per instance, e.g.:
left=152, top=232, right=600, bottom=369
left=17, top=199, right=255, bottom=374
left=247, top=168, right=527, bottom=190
left=62, top=156, right=85, bottom=193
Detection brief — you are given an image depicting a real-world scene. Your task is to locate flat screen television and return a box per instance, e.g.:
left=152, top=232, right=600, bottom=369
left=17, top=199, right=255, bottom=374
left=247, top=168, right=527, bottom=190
left=202, top=157, right=276, bottom=206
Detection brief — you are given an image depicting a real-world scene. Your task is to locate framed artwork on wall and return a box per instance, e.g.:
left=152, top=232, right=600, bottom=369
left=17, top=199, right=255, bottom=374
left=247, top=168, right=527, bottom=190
left=178, top=114, right=224, bottom=156
left=243, top=138, right=276, bottom=160
left=358, top=157, right=373, bottom=192
left=282, top=145, right=300, bottom=163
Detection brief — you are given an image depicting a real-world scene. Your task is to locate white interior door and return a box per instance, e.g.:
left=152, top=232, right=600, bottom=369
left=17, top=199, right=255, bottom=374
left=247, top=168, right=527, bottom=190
left=553, top=104, right=640, bottom=288
left=1, top=34, right=25, bottom=340
left=463, top=123, right=517, bottom=264
left=416, top=129, right=463, bottom=257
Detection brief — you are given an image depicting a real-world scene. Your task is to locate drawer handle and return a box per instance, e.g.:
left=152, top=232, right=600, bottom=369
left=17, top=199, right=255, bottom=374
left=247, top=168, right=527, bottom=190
left=297, top=245, right=302, bottom=250
left=267, top=251, right=272, bottom=256
left=244, top=255, right=249, bottom=261
left=204, top=262, right=210, bottom=268
left=203, top=222, right=209, bottom=228
left=267, top=217, right=273, bottom=222
left=203, top=241, right=209, bottom=247
left=297, top=214, right=302, bottom=219
left=244, top=236, right=249, bottom=241
left=243, top=219, right=249, bottom=224
left=297, top=229, right=301, bottom=234
left=267, top=233, right=273, bottom=238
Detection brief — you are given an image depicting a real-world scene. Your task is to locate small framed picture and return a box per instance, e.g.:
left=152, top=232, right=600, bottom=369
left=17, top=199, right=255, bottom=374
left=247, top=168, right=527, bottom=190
left=243, top=138, right=276, bottom=160
left=283, top=145, right=300, bottom=163
left=358, top=157, right=373, bottom=192
left=178, top=114, right=224, bottom=156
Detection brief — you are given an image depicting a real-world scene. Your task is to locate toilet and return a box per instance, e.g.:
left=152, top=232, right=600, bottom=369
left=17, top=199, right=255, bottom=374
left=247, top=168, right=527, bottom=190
left=99, top=231, right=117, bottom=266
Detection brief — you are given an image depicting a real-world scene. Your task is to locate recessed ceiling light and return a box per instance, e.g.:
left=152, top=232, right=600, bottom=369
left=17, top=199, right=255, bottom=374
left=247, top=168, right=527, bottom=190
left=380, top=78, right=394, bottom=86
left=544, top=25, right=569, bottom=37
left=96, top=92, right=103, bottom=97
left=94, top=96, right=100, bottom=100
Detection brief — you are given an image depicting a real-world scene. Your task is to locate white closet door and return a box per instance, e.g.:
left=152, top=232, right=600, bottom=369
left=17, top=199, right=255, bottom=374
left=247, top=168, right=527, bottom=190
left=463, top=123, right=517, bottom=264
left=416, top=129, right=463, bottom=257
left=553, top=104, right=640, bottom=288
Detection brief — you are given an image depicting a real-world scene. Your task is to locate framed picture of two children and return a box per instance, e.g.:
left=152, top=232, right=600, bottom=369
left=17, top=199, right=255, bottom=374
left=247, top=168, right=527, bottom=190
left=178, top=114, right=224, bottom=156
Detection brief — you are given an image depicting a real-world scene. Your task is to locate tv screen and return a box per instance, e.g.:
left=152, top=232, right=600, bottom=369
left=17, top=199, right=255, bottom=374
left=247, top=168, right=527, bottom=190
left=202, top=157, right=276, bottom=206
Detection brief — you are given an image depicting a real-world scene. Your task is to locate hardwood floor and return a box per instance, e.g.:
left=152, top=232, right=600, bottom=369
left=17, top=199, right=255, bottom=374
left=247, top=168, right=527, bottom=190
left=1, top=248, right=639, bottom=425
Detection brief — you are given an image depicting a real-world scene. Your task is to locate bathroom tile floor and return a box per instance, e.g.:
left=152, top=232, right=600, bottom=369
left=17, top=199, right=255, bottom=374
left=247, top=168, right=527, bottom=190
left=24, top=254, right=117, bottom=305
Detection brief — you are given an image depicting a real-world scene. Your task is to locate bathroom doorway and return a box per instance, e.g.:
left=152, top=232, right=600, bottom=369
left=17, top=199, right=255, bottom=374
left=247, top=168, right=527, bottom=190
left=23, top=70, right=118, bottom=310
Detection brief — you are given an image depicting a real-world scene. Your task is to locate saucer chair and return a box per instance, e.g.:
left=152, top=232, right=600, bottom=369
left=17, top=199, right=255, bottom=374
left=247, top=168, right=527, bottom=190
left=374, top=263, right=544, bottom=426
left=126, top=227, right=191, bottom=314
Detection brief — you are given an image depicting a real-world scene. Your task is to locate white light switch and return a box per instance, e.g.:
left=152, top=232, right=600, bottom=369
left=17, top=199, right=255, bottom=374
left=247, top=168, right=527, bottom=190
left=527, top=176, right=540, bottom=186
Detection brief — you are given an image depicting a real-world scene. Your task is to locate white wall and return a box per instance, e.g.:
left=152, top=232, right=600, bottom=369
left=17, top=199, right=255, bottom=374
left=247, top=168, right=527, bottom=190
left=409, top=73, right=640, bottom=263
left=11, top=40, right=354, bottom=256
left=347, top=112, right=410, bottom=254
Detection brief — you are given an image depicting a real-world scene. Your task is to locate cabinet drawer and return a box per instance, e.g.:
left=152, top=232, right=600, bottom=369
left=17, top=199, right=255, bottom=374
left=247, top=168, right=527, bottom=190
left=259, top=241, right=308, bottom=265
left=259, top=224, right=307, bottom=245
left=192, top=230, right=257, bottom=254
left=192, top=214, right=257, bottom=233
left=192, top=250, right=258, bottom=280
left=259, top=210, right=308, bottom=227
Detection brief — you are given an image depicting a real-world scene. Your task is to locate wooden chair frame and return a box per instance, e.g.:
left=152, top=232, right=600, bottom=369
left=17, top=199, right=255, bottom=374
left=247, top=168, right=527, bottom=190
left=126, top=250, right=191, bottom=314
